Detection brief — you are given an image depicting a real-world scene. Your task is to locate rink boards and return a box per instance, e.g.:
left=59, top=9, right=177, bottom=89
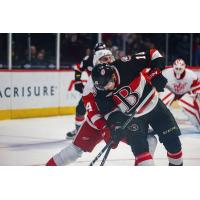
left=0, top=70, right=88, bottom=120
left=0, top=67, right=199, bottom=120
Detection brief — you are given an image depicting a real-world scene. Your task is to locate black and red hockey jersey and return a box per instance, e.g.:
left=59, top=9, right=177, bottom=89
left=111, top=49, right=165, bottom=117
left=83, top=49, right=165, bottom=130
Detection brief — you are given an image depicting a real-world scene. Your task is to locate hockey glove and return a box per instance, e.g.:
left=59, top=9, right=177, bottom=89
left=75, top=82, right=84, bottom=93
left=110, top=126, right=127, bottom=145
left=101, top=127, right=117, bottom=149
left=149, top=68, right=168, bottom=92
left=101, top=126, right=125, bottom=149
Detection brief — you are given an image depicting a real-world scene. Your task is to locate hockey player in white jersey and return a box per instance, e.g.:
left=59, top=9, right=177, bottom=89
left=159, top=58, right=200, bottom=131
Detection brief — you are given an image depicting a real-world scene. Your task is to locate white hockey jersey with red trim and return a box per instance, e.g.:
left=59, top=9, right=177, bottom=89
left=162, top=68, right=200, bottom=95
left=82, top=76, right=115, bottom=130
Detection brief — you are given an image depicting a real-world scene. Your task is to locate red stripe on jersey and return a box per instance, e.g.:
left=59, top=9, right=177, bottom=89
left=141, top=68, right=152, bottom=84
left=135, top=152, right=152, bottom=166
left=82, top=93, right=106, bottom=129
left=167, top=151, right=182, bottom=159
left=165, top=100, right=172, bottom=106
left=137, top=91, right=156, bottom=114
left=191, top=80, right=200, bottom=93
left=150, top=49, right=157, bottom=60
left=179, top=99, right=196, bottom=110
left=162, top=92, right=173, bottom=102
left=129, top=75, right=142, bottom=91
left=192, top=88, right=200, bottom=94
left=191, top=79, right=200, bottom=88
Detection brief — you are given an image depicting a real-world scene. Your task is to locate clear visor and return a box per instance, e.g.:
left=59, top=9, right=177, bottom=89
left=94, top=77, right=115, bottom=91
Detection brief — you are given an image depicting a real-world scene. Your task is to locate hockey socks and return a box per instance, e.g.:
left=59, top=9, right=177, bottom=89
left=135, top=152, right=154, bottom=166
left=167, top=150, right=183, bottom=166
left=46, top=158, right=57, bottom=166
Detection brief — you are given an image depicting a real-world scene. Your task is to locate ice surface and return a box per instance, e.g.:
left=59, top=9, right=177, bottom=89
left=0, top=109, right=200, bottom=166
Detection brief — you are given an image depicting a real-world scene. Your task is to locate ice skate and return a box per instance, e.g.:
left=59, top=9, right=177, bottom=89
left=66, top=130, right=77, bottom=139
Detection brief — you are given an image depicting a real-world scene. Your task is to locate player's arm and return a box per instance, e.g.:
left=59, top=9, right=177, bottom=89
left=128, top=49, right=167, bottom=92
left=82, top=77, right=107, bottom=130
left=190, top=75, right=200, bottom=95
left=148, top=49, right=165, bottom=70
left=146, top=49, right=167, bottom=92
left=74, top=62, right=84, bottom=93
left=123, top=49, right=165, bottom=71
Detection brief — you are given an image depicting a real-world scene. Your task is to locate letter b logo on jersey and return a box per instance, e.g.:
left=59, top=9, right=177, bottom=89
left=113, top=86, right=140, bottom=113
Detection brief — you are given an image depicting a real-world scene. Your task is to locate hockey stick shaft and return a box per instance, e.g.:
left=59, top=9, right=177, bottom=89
left=89, top=140, right=113, bottom=166
left=100, top=144, right=112, bottom=166
left=99, top=114, right=136, bottom=166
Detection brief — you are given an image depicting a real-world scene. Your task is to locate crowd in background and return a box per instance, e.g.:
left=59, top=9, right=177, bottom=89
left=1, top=33, right=200, bottom=69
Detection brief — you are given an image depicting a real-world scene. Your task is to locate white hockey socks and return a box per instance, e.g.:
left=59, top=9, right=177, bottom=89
left=167, top=150, right=183, bottom=166
left=52, top=143, right=83, bottom=166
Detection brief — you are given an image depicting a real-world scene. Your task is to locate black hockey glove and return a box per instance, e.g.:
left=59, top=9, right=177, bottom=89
left=75, top=82, right=84, bottom=93
left=148, top=68, right=168, bottom=92
left=107, top=111, right=129, bottom=127
left=151, top=74, right=168, bottom=92
left=110, top=126, right=127, bottom=145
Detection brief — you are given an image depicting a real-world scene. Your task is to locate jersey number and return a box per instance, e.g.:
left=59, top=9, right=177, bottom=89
left=86, top=102, right=93, bottom=112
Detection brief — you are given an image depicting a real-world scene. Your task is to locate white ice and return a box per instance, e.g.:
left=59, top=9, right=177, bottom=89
left=0, top=108, right=200, bottom=166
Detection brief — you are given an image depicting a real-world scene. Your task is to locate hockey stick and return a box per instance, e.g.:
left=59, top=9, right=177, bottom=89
left=89, top=139, right=113, bottom=166
left=99, top=113, right=137, bottom=166
left=100, top=144, right=112, bottom=166
left=89, top=113, right=136, bottom=166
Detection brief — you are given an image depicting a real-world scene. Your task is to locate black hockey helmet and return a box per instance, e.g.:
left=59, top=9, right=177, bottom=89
left=92, top=63, right=114, bottom=90
left=94, top=42, right=106, bottom=52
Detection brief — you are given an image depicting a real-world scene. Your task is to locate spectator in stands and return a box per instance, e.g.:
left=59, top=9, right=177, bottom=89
left=35, top=51, right=47, bottom=67
left=28, top=45, right=37, bottom=64
left=175, top=34, right=190, bottom=63
left=193, top=36, right=200, bottom=66
left=85, top=48, right=92, bottom=57
left=126, top=33, right=145, bottom=54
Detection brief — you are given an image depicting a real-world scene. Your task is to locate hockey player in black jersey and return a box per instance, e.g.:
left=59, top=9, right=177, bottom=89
left=66, top=42, right=114, bottom=139
left=91, top=49, right=183, bottom=166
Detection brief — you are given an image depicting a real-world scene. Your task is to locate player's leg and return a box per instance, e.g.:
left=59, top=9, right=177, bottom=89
left=46, top=119, right=102, bottom=166
left=126, top=119, right=154, bottom=166
left=179, top=93, right=200, bottom=131
left=150, top=100, right=183, bottom=166
left=46, top=143, right=83, bottom=166
left=66, top=98, right=86, bottom=139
